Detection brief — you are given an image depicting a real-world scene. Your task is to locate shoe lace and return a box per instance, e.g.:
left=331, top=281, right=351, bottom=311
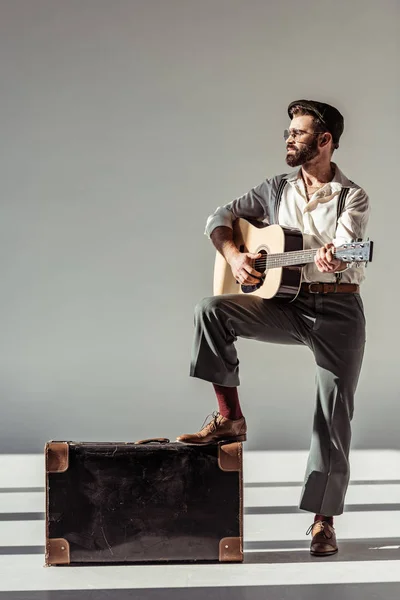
left=199, top=411, right=221, bottom=433
left=306, top=521, right=334, bottom=539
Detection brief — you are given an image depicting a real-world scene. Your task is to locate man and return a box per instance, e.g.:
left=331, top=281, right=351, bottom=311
left=177, top=100, right=370, bottom=556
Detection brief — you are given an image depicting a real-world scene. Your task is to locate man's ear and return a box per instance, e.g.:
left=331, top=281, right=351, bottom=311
left=320, top=133, right=331, bottom=147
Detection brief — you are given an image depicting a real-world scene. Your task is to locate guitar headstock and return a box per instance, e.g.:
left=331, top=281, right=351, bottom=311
left=334, top=240, right=373, bottom=263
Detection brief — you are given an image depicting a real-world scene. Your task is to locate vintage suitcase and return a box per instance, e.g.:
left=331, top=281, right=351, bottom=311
left=45, top=438, right=243, bottom=565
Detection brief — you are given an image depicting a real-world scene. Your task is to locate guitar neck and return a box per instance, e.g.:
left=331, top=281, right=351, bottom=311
left=262, top=248, right=319, bottom=269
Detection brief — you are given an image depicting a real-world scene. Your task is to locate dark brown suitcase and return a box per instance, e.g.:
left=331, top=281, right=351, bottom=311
left=45, top=438, right=243, bottom=565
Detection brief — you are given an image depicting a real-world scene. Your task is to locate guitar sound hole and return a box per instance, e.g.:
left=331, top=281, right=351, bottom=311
left=254, top=249, right=267, bottom=274
left=241, top=249, right=267, bottom=294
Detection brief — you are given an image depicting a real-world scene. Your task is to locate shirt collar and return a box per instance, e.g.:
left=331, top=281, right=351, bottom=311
left=284, top=162, right=352, bottom=191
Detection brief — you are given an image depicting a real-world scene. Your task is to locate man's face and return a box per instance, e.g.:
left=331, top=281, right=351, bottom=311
left=285, top=115, right=322, bottom=167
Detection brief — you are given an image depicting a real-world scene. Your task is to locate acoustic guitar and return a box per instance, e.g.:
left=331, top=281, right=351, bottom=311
left=213, top=220, right=373, bottom=301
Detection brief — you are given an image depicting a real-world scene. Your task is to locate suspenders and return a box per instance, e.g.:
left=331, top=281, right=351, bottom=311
left=335, top=186, right=350, bottom=282
left=336, top=186, right=350, bottom=222
left=270, top=175, right=351, bottom=282
left=273, top=177, right=288, bottom=224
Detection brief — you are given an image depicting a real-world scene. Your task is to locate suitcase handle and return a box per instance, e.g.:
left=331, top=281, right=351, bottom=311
left=134, top=438, right=170, bottom=445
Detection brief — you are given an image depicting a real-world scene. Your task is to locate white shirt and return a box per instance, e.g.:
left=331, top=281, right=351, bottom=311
left=204, top=163, right=371, bottom=284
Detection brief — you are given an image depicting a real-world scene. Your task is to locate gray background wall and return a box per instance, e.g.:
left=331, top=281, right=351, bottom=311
left=0, top=0, right=398, bottom=453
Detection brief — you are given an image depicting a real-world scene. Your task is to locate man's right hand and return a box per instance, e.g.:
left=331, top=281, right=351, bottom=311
left=227, top=251, right=263, bottom=285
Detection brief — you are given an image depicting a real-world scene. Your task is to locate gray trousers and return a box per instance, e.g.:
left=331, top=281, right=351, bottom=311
left=190, top=291, right=366, bottom=516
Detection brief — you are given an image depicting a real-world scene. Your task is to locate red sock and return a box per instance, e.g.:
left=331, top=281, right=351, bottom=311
left=315, top=514, right=333, bottom=526
left=212, top=384, right=243, bottom=420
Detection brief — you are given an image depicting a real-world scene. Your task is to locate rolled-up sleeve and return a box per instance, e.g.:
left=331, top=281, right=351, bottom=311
left=333, top=188, right=370, bottom=247
left=204, top=179, right=272, bottom=238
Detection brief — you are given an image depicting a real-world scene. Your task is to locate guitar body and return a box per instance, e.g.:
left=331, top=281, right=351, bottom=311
left=213, top=221, right=304, bottom=302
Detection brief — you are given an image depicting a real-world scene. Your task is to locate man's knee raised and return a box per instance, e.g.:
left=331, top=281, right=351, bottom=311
left=194, top=296, right=224, bottom=319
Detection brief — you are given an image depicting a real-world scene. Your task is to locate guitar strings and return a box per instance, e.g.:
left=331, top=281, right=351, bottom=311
left=253, top=249, right=318, bottom=268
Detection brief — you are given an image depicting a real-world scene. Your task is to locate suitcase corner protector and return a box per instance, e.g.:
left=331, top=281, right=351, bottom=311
left=219, top=537, right=243, bottom=562
left=46, top=442, right=69, bottom=473
left=45, top=538, right=71, bottom=565
left=218, top=441, right=242, bottom=472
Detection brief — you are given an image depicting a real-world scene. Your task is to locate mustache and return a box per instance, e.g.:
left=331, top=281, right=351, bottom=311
left=287, top=141, right=310, bottom=148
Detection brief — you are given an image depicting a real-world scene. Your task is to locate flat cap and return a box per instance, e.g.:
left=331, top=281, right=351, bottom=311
left=288, top=99, right=344, bottom=148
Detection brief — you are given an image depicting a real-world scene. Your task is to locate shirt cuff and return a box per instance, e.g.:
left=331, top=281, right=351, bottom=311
left=204, top=209, right=234, bottom=238
left=336, top=262, right=354, bottom=272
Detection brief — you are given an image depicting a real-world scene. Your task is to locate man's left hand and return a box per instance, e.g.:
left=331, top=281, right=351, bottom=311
left=315, top=243, right=346, bottom=273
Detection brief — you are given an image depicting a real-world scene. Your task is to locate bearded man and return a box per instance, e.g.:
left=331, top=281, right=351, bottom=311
left=177, top=100, right=370, bottom=556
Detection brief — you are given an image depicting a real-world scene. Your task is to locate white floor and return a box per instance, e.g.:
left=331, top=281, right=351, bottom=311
left=0, top=449, right=400, bottom=600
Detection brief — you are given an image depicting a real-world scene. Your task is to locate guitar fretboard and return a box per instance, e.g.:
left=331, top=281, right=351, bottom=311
left=255, top=248, right=320, bottom=269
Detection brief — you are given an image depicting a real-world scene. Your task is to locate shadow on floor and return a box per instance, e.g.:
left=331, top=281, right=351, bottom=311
left=0, top=582, right=400, bottom=600
left=244, top=538, right=400, bottom=563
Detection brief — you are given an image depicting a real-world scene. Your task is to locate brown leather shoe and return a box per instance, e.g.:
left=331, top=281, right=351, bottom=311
left=176, top=411, right=247, bottom=444
left=307, top=520, right=338, bottom=556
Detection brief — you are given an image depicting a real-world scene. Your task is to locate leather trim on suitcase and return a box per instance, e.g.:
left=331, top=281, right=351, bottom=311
left=218, top=441, right=241, bottom=472
left=218, top=442, right=244, bottom=562
left=46, top=538, right=70, bottom=565
left=46, top=442, right=69, bottom=473
left=219, top=537, right=243, bottom=562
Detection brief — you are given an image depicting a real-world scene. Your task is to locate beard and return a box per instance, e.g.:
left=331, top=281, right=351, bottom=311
left=285, top=137, right=319, bottom=167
